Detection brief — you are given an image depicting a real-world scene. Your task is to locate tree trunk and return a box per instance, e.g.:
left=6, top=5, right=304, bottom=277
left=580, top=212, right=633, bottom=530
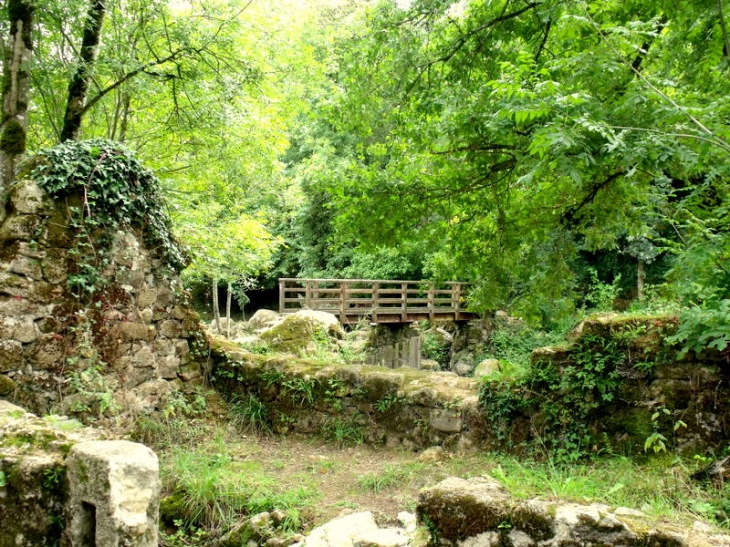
left=637, top=258, right=645, bottom=302
left=0, top=0, right=34, bottom=194
left=60, top=0, right=107, bottom=142
left=226, top=282, right=233, bottom=338
left=212, top=277, right=221, bottom=332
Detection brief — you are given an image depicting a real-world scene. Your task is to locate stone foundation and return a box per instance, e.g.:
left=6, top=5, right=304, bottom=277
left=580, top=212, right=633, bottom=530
left=0, top=401, right=160, bottom=547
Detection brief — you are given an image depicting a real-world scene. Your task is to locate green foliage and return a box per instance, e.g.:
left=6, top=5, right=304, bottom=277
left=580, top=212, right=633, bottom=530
left=320, top=417, right=364, bottom=447
left=481, top=318, right=569, bottom=376
left=282, top=377, right=316, bottom=407
left=31, top=139, right=188, bottom=280
left=584, top=268, right=622, bottom=312
left=0, top=470, right=7, bottom=487
left=230, top=395, right=271, bottom=433
left=373, top=394, right=402, bottom=414
left=42, top=466, right=65, bottom=490
left=668, top=300, right=730, bottom=359
left=356, top=463, right=424, bottom=493
left=480, top=320, right=674, bottom=460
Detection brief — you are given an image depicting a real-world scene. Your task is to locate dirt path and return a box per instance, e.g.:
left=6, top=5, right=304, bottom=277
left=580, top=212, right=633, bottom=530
left=232, top=432, right=474, bottom=526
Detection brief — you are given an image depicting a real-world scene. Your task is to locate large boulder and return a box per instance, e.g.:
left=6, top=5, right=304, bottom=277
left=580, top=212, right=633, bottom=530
left=249, top=309, right=281, bottom=331
left=258, top=311, right=344, bottom=356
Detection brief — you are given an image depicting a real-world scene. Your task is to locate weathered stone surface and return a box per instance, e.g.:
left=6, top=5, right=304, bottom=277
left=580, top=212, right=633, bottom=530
left=65, top=440, right=160, bottom=547
left=30, top=334, right=65, bottom=370
left=41, top=248, right=67, bottom=284
left=249, top=309, right=282, bottom=330
left=159, top=319, right=182, bottom=338
left=116, top=322, right=156, bottom=341
left=9, top=255, right=43, bottom=280
left=12, top=318, right=40, bottom=343
left=449, top=350, right=475, bottom=376
left=0, top=374, right=16, bottom=395
left=178, top=362, right=202, bottom=382
left=354, top=528, right=409, bottom=547
left=473, top=359, right=501, bottom=378
left=159, top=355, right=182, bottom=379
left=137, top=288, right=157, bottom=308
left=0, top=339, right=24, bottom=372
left=176, top=339, right=191, bottom=364
left=156, top=286, right=175, bottom=308
left=9, top=179, right=53, bottom=215
left=0, top=213, right=42, bottom=243
left=417, top=476, right=730, bottom=547
left=417, top=477, right=512, bottom=543
left=295, top=512, right=379, bottom=547
left=429, top=408, right=463, bottom=433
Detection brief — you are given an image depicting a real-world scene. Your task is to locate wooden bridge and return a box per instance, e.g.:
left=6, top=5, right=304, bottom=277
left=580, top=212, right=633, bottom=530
left=278, top=278, right=475, bottom=324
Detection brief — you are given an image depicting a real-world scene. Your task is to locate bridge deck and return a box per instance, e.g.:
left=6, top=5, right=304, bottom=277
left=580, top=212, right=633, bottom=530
left=278, top=278, right=476, bottom=324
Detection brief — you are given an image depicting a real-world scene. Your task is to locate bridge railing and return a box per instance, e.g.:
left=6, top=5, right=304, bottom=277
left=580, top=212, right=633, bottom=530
left=278, top=278, right=473, bottom=323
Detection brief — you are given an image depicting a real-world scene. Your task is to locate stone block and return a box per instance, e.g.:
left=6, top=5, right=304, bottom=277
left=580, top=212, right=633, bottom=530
left=65, top=440, right=160, bottom=547
left=155, top=286, right=175, bottom=308
left=9, top=255, right=43, bottom=280
left=158, top=355, right=181, bottom=379
left=176, top=340, right=191, bottom=364
left=16, top=241, right=45, bottom=259
left=429, top=408, right=463, bottom=433
left=10, top=180, right=53, bottom=215
left=138, top=308, right=154, bottom=324
left=117, top=268, right=146, bottom=288
left=30, top=334, right=65, bottom=370
left=13, top=319, right=40, bottom=344
left=117, top=322, right=156, bottom=342
left=137, top=289, right=157, bottom=309
left=178, top=362, right=202, bottom=382
left=41, top=249, right=67, bottom=284
left=0, top=339, right=23, bottom=372
left=159, top=319, right=182, bottom=338
left=0, top=373, right=17, bottom=395
left=0, top=214, right=42, bottom=243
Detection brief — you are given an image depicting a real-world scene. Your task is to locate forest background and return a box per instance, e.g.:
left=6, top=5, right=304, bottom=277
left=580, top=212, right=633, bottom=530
left=1, top=0, right=729, bottom=333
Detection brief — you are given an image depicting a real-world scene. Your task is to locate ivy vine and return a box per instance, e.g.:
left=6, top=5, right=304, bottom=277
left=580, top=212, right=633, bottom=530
left=30, top=139, right=189, bottom=285
left=479, top=319, right=676, bottom=461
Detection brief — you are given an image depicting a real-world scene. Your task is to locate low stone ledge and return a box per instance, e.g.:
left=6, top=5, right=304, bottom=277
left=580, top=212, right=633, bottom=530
left=0, top=401, right=160, bottom=547
left=417, top=476, right=730, bottom=547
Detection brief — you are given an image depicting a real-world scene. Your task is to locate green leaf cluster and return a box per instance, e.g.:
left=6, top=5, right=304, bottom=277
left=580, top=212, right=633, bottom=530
left=31, top=138, right=188, bottom=272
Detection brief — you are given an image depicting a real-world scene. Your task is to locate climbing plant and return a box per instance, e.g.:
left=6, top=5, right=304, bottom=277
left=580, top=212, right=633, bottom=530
left=479, top=318, right=677, bottom=460
left=30, top=138, right=188, bottom=296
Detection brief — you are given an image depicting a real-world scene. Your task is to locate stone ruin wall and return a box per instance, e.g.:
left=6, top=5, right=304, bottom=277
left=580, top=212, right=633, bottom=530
left=0, top=179, right=208, bottom=423
left=0, top=400, right=160, bottom=547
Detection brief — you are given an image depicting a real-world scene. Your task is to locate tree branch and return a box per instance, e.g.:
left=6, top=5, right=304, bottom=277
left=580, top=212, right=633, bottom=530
left=562, top=171, right=624, bottom=227
left=405, top=1, right=542, bottom=96
left=82, top=47, right=192, bottom=115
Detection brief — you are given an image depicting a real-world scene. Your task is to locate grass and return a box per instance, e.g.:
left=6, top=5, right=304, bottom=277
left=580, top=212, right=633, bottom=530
left=356, top=462, right=427, bottom=493
left=137, top=409, right=730, bottom=544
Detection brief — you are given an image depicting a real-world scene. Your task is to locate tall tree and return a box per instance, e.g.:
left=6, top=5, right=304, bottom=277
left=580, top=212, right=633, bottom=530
left=0, top=0, right=34, bottom=191
left=60, top=0, right=106, bottom=141
left=288, top=0, right=730, bottom=320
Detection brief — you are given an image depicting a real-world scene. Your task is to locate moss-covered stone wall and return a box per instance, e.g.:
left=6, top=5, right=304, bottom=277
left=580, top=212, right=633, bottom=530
left=0, top=179, right=208, bottom=424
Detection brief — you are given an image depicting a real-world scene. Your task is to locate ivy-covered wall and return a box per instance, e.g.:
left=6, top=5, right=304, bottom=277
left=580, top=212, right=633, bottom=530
left=480, top=315, right=730, bottom=458
left=0, top=142, right=208, bottom=424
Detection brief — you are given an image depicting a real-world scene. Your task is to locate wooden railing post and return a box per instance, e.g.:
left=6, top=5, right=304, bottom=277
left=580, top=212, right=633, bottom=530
left=401, top=282, right=408, bottom=322
left=340, top=280, right=347, bottom=323
left=279, top=279, right=285, bottom=313
left=428, top=283, right=435, bottom=322
left=372, top=282, right=379, bottom=323
left=454, top=283, right=461, bottom=320
left=305, top=280, right=312, bottom=309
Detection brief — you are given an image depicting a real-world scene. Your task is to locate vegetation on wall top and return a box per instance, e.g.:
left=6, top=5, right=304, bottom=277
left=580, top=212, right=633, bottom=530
left=30, top=138, right=189, bottom=272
